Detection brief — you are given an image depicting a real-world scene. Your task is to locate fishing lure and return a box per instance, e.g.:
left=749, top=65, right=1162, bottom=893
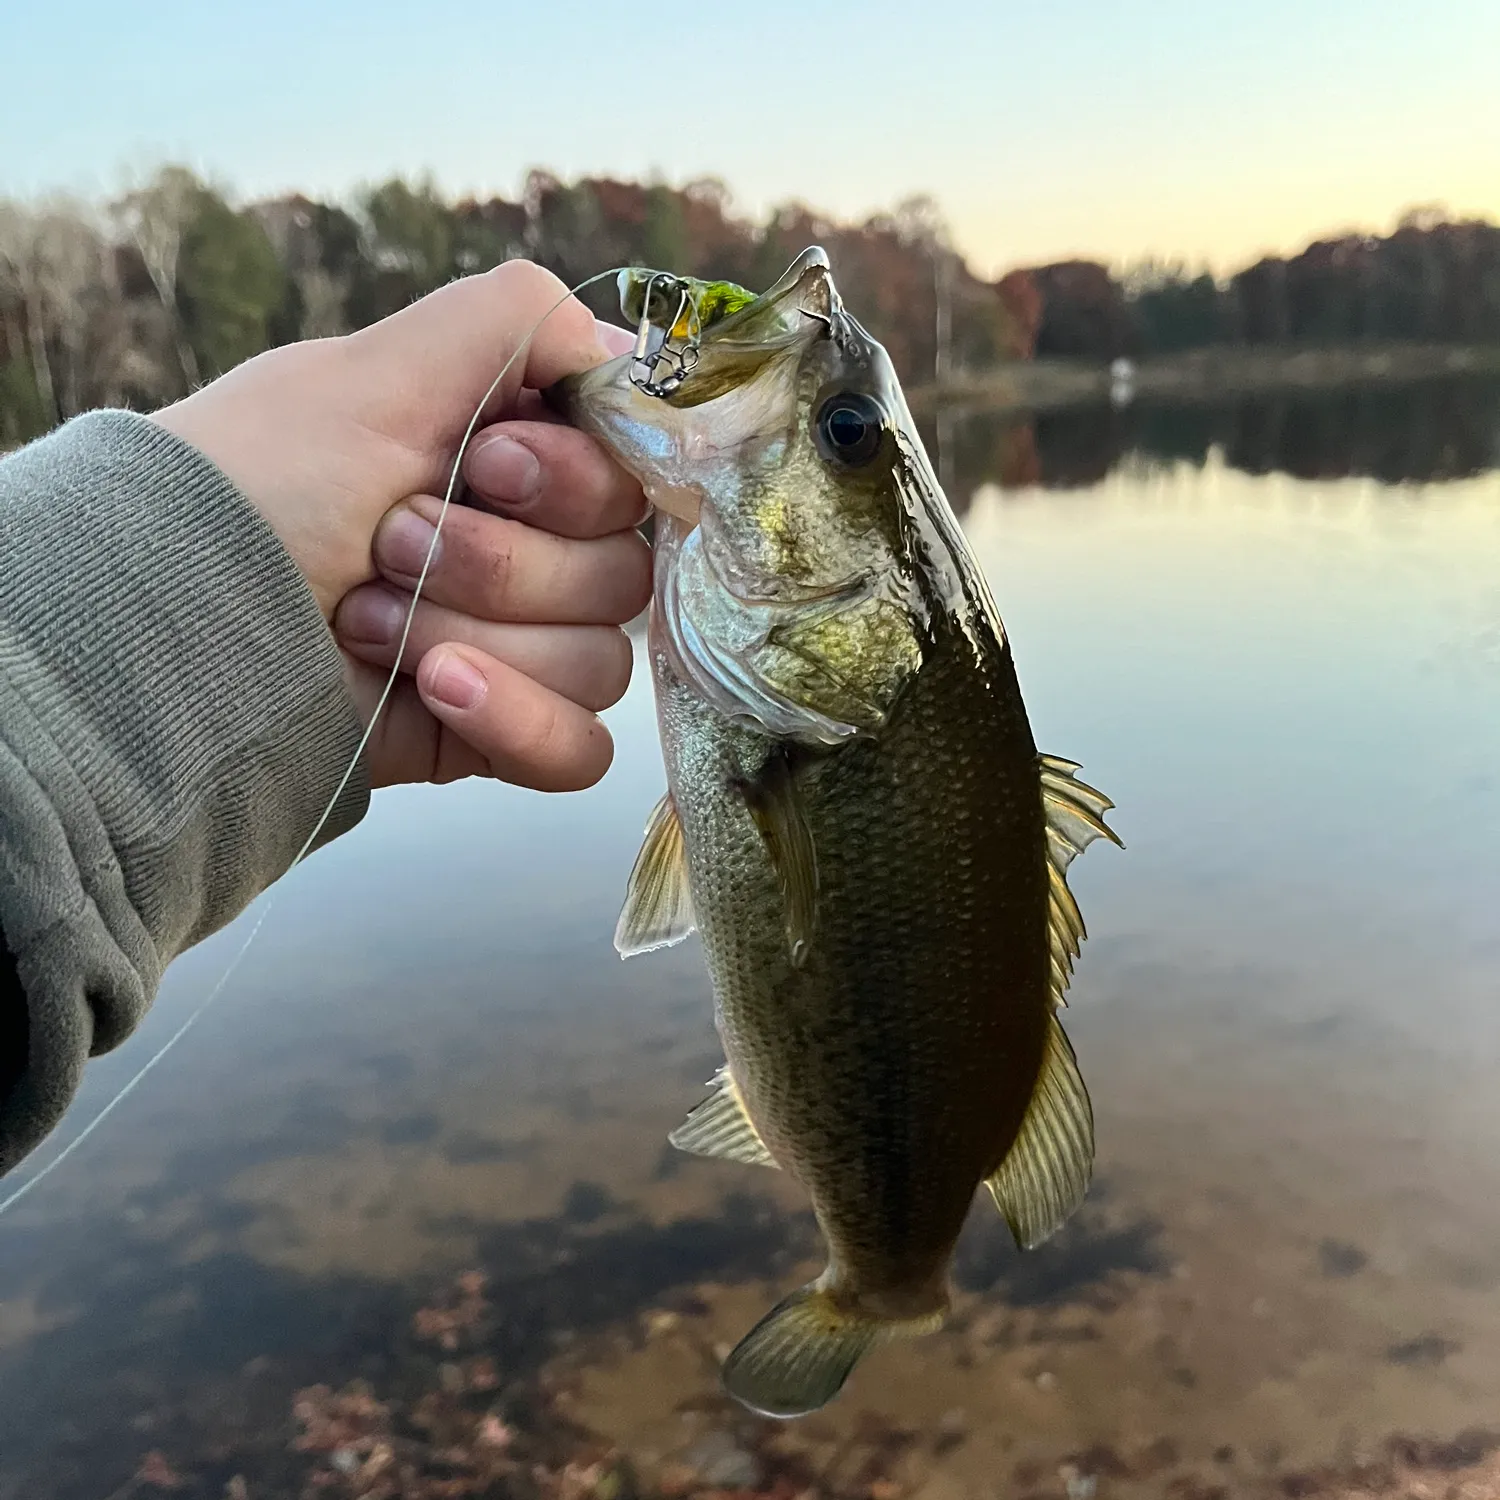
left=621, top=268, right=755, bottom=397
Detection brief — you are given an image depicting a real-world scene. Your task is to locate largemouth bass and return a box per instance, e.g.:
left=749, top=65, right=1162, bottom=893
left=548, top=248, right=1120, bottom=1418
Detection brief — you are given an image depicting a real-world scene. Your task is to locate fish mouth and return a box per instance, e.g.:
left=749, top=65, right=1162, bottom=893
left=540, top=376, right=578, bottom=423
left=734, top=245, right=838, bottom=339
left=540, top=249, right=882, bottom=543
left=543, top=246, right=841, bottom=421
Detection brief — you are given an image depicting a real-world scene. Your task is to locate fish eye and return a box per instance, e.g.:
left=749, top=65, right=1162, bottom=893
left=814, top=391, right=885, bottom=467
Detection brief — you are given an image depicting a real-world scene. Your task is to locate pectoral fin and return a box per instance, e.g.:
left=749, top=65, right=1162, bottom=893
left=614, top=792, right=695, bottom=958
left=739, top=752, right=818, bottom=968
left=986, top=1014, right=1094, bottom=1250
left=669, top=1066, right=778, bottom=1168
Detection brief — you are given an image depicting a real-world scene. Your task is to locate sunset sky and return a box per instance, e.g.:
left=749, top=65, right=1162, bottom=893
left=3, top=0, right=1495, bottom=277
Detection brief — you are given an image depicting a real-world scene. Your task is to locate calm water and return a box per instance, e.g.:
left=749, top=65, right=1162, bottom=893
left=2, top=382, right=1500, bottom=1498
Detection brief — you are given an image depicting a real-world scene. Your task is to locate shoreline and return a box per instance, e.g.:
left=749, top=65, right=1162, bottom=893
left=910, top=342, right=1500, bottom=413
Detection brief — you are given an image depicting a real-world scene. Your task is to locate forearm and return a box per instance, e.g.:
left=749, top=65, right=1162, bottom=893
left=0, top=410, right=369, bottom=1177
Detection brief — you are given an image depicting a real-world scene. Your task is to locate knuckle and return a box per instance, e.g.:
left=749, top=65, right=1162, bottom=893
left=573, top=721, right=614, bottom=788
left=585, top=629, right=634, bottom=710
left=622, top=535, right=654, bottom=614
left=481, top=526, right=522, bottom=604
left=511, top=692, right=571, bottom=775
left=509, top=697, right=609, bottom=792
left=486, top=258, right=568, bottom=305
left=595, top=533, right=652, bottom=623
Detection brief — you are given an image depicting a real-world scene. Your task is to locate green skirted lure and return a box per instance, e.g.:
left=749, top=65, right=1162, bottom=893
left=618, top=268, right=757, bottom=341
left=617, top=268, right=766, bottom=398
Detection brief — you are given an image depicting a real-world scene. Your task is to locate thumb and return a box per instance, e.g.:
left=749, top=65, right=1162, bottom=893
left=343, top=260, right=620, bottom=489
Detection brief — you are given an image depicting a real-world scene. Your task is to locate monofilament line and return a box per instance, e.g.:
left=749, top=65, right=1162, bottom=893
left=0, top=267, right=633, bottom=1219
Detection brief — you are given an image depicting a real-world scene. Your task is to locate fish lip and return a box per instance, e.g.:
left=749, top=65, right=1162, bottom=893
left=760, top=245, right=831, bottom=303
left=539, top=378, right=573, bottom=420
left=747, top=247, right=842, bottom=343
left=542, top=362, right=620, bottom=422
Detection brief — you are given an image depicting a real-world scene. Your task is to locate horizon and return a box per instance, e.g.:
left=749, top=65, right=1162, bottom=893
left=4, top=0, right=1495, bottom=280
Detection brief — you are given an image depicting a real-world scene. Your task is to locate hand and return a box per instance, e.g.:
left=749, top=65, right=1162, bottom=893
left=149, top=261, right=651, bottom=793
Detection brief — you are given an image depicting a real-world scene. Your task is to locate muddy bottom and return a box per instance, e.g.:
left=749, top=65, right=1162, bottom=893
left=3, top=969, right=1500, bottom=1500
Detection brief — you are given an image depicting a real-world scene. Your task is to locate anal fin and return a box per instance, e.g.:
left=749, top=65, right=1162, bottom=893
left=614, top=791, right=695, bottom=958
left=986, top=1014, right=1094, bottom=1250
left=669, top=1066, right=778, bottom=1168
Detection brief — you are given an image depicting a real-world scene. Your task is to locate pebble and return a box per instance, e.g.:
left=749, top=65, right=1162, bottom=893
left=938, top=1409, right=968, bottom=1440
left=677, top=1430, right=762, bottom=1491
left=969, top=1309, right=1010, bottom=1344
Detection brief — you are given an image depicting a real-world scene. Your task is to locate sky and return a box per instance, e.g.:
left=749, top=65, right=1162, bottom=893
left=2, top=0, right=1496, bottom=278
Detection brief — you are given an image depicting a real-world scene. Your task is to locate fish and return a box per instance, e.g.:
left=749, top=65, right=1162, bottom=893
left=546, top=247, right=1121, bottom=1419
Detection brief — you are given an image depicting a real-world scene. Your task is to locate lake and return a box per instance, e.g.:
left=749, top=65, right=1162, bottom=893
left=2, top=380, right=1500, bottom=1500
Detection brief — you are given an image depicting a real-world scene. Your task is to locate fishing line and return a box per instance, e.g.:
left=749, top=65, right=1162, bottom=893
left=0, top=264, right=643, bottom=1220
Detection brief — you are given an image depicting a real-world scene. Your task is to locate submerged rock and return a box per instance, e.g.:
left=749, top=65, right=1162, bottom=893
left=672, top=1429, right=762, bottom=1490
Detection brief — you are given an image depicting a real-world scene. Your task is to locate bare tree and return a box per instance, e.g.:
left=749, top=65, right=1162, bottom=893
left=0, top=200, right=59, bottom=421
left=111, top=165, right=202, bottom=391
left=250, top=198, right=352, bottom=340
left=36, top=203, right=126, bottom=416
left=294, top=268, right=347, bottom=339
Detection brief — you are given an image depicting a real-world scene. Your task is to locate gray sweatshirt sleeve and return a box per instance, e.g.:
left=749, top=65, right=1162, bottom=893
left=0, top=409, right=370, bottom=1177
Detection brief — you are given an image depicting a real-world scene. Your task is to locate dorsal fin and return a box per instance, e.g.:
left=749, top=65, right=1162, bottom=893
left=985, top=1013, right=1094, bottom=1249
left=614, top=792, right=696, bottom=958
left=1039, top=755, right=1122, bottom=1008
left=669, top=1067, right=779, bottom=1168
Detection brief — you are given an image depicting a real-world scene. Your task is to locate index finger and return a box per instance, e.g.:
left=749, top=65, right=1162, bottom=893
left=462, top=418, right=647, bottom=539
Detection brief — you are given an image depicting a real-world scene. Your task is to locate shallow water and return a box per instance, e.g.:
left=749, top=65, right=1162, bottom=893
left=2, top=383, right=1500, bottom=1499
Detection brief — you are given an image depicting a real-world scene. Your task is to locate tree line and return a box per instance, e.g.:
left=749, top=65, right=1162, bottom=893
left=0, top=167, right=1020, bottom=447
left=3, top=166, right=1497, bottom=447
left=1014, top=206, right=1500, bottom=361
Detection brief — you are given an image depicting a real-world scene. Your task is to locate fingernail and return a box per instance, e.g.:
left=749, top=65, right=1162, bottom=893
left=596, top=320, right=636, bottom=358
left=339, top=588, right=405, bottom=646
left=428, top=652, right=487, bottom=711
left=378, top=507, right=440, bottom=579
left=466, top=434, right=542, bottom=509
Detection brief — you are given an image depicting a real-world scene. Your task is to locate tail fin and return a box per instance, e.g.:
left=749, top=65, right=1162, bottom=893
left=720, top=1282, right=878, bottom=1419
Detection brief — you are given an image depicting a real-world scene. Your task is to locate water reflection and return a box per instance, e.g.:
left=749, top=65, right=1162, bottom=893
left=2, top=388, right=1500, bottom=1498
left=927, top=376, right=1500, bottom=499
